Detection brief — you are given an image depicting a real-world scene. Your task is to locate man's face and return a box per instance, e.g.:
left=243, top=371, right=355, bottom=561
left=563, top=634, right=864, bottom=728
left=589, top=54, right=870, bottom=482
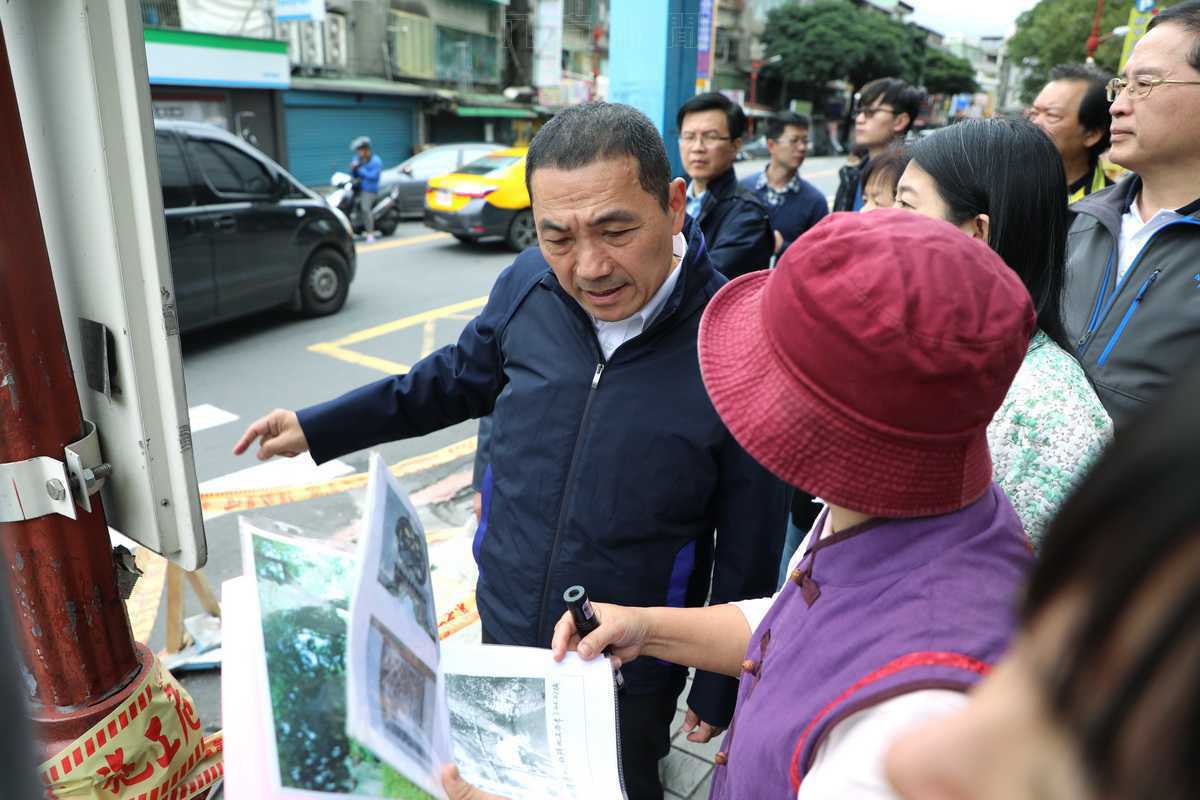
left=356, top=146, right=371, bottom=161
left=531, top=156, right=687, bottom=323
left=767, top=124, right=809, bottom=172
left=1109, top=23, right=1200, bottom=174
left=1028, top=80, right=1101, bottom=166
left=679, top=109, right=741, bottom=183
left=854, top=95, right=908, bottom=149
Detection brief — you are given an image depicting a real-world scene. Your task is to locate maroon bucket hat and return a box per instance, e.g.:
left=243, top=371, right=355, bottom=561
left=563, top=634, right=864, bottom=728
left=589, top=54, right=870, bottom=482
left=698, top=209, right=1036, bottom=518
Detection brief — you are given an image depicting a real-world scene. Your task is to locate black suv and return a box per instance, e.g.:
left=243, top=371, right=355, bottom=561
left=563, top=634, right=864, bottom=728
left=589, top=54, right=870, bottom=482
left=154, top=120, right=356, bottom=333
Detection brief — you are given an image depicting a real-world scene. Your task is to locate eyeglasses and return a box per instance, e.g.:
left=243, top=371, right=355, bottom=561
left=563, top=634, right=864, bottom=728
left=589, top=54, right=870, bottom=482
left=774, top=136, right=808, bottom=147
left=853, top=105, right=896, bottom=120
left=679, top=132, right=733, bottom=146
left=1107, top=76, right=1200, bottom=102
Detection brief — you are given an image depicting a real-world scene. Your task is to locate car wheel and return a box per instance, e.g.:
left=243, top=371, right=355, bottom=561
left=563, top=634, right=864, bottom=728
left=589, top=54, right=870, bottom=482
left=300, top=248, right=349, bottom=316
left=506, top=209, right=537, bottom=252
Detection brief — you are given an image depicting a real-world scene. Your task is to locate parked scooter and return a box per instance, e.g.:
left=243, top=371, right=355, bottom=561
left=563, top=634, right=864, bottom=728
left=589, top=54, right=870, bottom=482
left=325, top=171, right=401, bottom=237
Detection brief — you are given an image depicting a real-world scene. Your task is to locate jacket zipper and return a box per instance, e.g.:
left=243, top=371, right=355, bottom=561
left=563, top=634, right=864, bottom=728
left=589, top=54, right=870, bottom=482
left=1096, top=269, right=1160, bottom=367
left=611, top=671, right=627, bottom=799
left=535, top=360, right=605, bottom=643
left=1078, top=218, right=1200, bottom=356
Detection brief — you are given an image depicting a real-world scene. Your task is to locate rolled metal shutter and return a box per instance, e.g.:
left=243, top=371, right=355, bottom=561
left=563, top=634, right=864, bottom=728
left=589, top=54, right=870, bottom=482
left=282, top=90, right=415, bottom=186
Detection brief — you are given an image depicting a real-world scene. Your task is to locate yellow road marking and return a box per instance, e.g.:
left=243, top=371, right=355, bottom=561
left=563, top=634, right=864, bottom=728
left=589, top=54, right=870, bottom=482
left=421, top=319, right=437, bottom=358
left=308, top=295, right=488, bottom=375
left=200, top=435, right=478, bottom=517
left=308, top=342, right=411, bottom=375
left=357, top=231, right=451, bottom=254
left=331, top=296, right=488, bottom=347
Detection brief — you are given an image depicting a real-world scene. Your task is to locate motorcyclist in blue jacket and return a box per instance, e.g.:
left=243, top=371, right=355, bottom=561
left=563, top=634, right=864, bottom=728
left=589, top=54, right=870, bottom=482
left=350, top=135, right=383, bottom=242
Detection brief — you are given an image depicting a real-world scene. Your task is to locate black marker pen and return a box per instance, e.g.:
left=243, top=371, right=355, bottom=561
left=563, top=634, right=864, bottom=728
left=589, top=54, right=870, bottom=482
left=564, top=585, right=624, bottom=690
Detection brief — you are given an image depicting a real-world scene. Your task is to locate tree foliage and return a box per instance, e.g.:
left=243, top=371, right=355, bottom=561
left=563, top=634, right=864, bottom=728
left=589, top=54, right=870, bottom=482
left=1008, top=0, right=1182, bottom=103
left=761, top=0, right=928, bottom=99
left=923, top=47, right=979, bottom=95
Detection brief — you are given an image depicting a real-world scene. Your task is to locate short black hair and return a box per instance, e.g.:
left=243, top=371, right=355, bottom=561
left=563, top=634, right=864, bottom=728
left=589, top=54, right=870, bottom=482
left=909, top=118, right=1070, bottom=351
left=859, top=78, right=926, bottom=134
left=1149, top=0, right=1200, bottom=72
left=1048, top=63, right=1113, bottom=166
left=859, top=145, right=910, bottom=195
left=1023, top=360, right=1200, bottom=797
left=525, top=102, right=672, bottom=212
left=764, top=112, right=810, bottom=142
left=676, top=92, right=748, bottom=141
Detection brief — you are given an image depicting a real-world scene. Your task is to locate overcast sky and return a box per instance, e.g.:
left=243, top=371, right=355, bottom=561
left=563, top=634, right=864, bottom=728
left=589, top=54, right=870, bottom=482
left=910, top=0, right=1042, bottom=39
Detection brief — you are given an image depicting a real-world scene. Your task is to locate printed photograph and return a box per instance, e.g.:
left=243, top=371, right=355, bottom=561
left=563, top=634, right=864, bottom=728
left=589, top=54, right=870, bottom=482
left=249, top=532, right=432, bottom=799
left=377, top=489, right=438, bottom=641
left=367, top=616, right=438, bottom=771
left=447, top=674, right=566, bottom=797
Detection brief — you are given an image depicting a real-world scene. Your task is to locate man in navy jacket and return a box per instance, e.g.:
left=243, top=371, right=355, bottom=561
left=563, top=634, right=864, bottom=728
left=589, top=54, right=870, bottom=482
left=740, top=112, right=828, bottom=257
left=235, top=102, right=787, bottom=799
left=678, top=93, right=775, bottom=278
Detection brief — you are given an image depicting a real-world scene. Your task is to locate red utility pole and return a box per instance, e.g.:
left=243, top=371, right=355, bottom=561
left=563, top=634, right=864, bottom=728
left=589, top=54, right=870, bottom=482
left=0, top=23, right=151, bottom=761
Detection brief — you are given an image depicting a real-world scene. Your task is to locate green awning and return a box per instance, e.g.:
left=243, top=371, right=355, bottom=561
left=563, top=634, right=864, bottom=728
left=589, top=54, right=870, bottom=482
left=455, top=106, right=537, bottom=119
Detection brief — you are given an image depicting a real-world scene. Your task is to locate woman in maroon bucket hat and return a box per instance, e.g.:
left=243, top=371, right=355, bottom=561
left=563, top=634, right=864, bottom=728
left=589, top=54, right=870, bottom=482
left=551, top=210, right=1037, bottom=798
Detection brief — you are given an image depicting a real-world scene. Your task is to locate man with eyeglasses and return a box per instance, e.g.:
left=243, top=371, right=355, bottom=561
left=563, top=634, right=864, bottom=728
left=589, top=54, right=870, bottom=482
left=1026, top=63, right=1114, bottom=202
left=832, top=77, right=925, bottom=212
left=1062, top=0, right=1200, bottom=431
left=676, top=92, right=774, bottom=278
left=740, top=112, right=828, bottom=257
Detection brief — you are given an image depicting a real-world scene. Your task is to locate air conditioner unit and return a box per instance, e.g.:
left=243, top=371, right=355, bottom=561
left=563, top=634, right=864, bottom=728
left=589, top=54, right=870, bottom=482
left=324, top=12, right=348, bottom=69
left=299, top=20, right=325, bottom=67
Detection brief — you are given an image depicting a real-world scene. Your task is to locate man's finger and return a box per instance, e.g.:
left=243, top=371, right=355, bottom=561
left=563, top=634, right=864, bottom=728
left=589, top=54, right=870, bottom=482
left=232, top=420, right=268, bottom=456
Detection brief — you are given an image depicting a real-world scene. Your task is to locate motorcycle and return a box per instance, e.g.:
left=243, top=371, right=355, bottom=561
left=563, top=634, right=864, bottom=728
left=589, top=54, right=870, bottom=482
left=325, top=171, right=400, bottom=237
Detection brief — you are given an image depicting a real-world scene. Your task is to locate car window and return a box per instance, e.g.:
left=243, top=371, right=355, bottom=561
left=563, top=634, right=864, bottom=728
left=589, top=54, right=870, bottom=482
left=186, top=139, right=275, bottom=197
left=155, top=132, right=193, bottom=209
left=456, top=155, right=520, bottom=176
left=460, top=146, right=498, bottom=165
left=408, top=148, right=460, bottom=179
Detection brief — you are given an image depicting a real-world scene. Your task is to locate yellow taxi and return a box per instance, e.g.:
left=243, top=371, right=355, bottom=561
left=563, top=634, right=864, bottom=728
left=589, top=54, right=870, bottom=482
left=423, top=147, right=535, bottom=251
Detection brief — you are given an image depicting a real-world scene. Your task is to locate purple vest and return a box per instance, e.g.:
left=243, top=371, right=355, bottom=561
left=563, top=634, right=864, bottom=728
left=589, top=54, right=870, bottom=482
left=710, top=483, right=1031, bottom=798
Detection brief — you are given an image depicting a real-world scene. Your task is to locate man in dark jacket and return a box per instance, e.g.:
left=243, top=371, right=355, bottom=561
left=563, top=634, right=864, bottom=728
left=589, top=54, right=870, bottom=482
left=1026, top=63, right=1114, bottom=202
left=234, top=102, right=788, bottom=799
left=677, top=92, right=774, bottom=278
left=832, top=77, right=924, bottom=212
left=1062, top=2, right=1200, bottom=431
left=739, top=111, right=828, bottom=257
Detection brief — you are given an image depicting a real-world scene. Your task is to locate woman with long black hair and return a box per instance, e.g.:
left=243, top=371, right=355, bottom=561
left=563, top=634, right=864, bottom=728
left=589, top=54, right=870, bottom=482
left=895, top=118, right=1112, bottom=549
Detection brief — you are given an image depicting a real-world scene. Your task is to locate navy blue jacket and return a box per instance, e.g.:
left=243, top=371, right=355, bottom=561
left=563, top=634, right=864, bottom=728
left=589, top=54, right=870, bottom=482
left=740, top=170, right=829, bottom=255
left=695, top=168, right=775, bottom=279
left=298, top=219, right=788, bottom=725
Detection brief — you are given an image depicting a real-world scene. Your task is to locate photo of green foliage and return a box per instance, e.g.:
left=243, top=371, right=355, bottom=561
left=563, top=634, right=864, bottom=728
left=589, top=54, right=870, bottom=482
left=250, top=533, right=434, bottom=799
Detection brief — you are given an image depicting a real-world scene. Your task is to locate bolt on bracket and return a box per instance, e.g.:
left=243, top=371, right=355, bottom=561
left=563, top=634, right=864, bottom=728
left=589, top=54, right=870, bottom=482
left=0, top=419, right=110, bottom=523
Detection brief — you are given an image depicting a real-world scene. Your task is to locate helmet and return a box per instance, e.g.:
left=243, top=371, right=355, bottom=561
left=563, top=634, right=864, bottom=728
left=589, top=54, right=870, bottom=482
left=350, top=136, right=372, bottom=151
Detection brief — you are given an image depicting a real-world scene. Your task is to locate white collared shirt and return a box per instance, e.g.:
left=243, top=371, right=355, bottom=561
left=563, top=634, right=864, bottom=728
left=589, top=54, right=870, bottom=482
left=1117, top=201, right=1185, bottom=282
left=590, top=233, right=687, bottom=361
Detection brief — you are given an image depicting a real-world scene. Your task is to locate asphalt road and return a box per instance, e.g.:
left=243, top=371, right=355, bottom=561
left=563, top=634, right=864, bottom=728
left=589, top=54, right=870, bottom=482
left=166, top=155, right=844, bottom=728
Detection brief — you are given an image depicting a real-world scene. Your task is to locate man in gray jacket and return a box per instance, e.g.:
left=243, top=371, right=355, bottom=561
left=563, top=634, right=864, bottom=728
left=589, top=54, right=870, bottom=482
left=1063, top=0, right=1200, bottom=431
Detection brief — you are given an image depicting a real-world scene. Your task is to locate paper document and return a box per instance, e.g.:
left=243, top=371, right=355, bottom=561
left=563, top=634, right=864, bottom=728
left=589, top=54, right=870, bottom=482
left=346, top=454, right=452, bottom=797
left=231, top=453, right=626, bottom=799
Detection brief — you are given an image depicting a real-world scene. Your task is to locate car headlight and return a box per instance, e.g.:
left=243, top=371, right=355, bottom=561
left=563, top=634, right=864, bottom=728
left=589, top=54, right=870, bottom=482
left=331, top=206, right=354, bottom=238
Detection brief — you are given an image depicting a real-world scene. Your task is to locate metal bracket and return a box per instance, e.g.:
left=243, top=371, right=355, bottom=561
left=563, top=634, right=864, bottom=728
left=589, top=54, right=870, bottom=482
left=0, top=419, right=110, bottom=523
